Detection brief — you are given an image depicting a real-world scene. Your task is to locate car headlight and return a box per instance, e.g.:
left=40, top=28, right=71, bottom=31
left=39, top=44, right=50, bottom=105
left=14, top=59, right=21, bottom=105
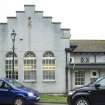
left=68, top=90, right=75, bottom=95
left=27, top=92, right=35, bottom=97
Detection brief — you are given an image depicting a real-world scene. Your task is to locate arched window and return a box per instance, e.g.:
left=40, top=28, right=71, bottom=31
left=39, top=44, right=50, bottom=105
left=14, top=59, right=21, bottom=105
left=24, top=51, right=36, bottom=81
left=42, top=51, right=56, bottom=81
left=5, top=51, right=18, bottom=79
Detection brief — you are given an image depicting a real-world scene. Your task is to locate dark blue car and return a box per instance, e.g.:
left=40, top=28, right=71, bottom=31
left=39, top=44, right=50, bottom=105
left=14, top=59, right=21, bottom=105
left=67, top=76, right=105, bottom=105
left=0, top=78, right=40, bottom=105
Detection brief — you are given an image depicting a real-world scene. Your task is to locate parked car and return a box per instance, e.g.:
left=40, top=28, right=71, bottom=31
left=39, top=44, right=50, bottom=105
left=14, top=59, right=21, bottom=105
left=0, top=78, right=40, bottom=105
left=67, top=76, right=105, bottom=105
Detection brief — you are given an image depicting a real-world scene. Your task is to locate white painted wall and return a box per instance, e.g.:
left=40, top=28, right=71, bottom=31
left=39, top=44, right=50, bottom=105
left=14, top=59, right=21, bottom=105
left=69, top=54, right=105, bottom=89
left=0, top=5, right=70, bottom=94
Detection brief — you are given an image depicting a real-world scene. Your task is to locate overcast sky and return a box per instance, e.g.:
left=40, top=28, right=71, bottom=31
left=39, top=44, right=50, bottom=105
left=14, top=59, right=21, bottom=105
left=0, top=0, right=105, bottom=39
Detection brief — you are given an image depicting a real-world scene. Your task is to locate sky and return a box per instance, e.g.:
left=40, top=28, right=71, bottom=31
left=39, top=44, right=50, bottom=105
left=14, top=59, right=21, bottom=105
left=0, top=0, right=105, bottom=39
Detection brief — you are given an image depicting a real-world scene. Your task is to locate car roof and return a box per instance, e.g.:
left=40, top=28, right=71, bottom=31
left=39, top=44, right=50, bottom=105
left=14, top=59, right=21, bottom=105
left=0, top=78, right=14, bottom=82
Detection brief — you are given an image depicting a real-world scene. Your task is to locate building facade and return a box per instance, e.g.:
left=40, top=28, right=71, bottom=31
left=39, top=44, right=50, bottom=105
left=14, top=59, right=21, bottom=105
left=67, top=40, right=105, bottom=90
left=0, top=5, right=70, bottom=94
left=1, top=5, right=105, bottom=94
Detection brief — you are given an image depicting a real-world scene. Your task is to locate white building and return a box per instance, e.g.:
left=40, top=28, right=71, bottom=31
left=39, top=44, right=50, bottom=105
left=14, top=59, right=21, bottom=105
left=66, top=40, right=105, bottom=90
left=0, top=5, right=70, bottom=94
left=1, top=5, right=105, bottom=94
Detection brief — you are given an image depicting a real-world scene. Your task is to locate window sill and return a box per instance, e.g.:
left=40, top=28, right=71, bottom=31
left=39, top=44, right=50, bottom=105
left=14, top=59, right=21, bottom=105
left=42, top=80, right=56, bottom=83
left=74, top=85, right=84, bottom=87
left=23, top=80, right=36, bottom=83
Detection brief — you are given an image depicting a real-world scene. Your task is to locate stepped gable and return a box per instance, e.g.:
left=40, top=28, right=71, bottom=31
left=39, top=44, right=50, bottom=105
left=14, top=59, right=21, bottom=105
left=0, top=5, right=70, bottom=38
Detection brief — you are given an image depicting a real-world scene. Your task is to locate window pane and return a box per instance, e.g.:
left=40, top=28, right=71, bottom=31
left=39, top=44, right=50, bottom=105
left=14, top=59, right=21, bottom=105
left=43, top=60, right=45, bottom=64
left=81, top=57, right=89, bottom=63
left=43, top=70, right=55, bottom=80
left=52, top=60, right=55, bottom=64
left=46, top=60, right=48, bottom=64
left=24, top=71, right=36, bottom=80
left=49, top=60, right=51, bottom=64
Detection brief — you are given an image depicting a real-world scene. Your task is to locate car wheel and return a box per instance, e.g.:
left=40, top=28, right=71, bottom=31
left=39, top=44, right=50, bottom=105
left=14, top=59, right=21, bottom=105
left=75, top=98, right=90, bottom=105
left=14, top=97, right=24, bottom=105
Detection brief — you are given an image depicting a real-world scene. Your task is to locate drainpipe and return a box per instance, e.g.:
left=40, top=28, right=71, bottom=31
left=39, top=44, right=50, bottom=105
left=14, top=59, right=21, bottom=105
left=65, top=49, right=68, bottom=94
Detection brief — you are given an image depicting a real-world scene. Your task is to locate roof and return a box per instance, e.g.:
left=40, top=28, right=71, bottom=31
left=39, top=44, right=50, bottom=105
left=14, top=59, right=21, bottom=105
left=70, top=40, right=105, bottom=53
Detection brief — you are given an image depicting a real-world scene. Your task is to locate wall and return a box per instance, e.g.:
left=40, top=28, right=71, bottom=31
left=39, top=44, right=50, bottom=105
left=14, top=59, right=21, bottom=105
left=72, top=54, right=105, bottom=64
left=0, top=23, right=8, bottom=78
left=69, top=53, right=105, bottom=89
left=0, top=5, right=70, bottom=94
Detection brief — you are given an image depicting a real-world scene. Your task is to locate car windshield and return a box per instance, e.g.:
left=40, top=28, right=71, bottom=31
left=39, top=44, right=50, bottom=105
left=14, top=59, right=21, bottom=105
left=86, top=77, right=105, bottom=86
left=93, top=76, right=105, bottom=84
left=8, top=80, right=24, bottom=88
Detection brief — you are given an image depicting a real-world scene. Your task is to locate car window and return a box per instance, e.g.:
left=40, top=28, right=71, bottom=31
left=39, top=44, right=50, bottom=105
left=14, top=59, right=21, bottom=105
left=9, top=80, right=24, bottom=88
left=0, top=81, right=10, bottom=89
left=97, top=77, right=105, bottom=87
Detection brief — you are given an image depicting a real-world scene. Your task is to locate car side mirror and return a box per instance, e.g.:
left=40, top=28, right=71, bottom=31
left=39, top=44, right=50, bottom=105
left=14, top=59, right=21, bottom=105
left=95, top=84, right=100, bottom=88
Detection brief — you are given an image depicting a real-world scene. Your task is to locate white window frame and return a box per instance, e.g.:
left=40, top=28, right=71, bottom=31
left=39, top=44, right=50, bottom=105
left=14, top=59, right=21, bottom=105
left=75, top=70, right=85, bottom=86
left=90, top=70, right=99, bottom=82
left=24, top=52, right=36, bottom=82
left=42, top=52, right=56, bottom=81
left=5, top=52, right=18, bottom=80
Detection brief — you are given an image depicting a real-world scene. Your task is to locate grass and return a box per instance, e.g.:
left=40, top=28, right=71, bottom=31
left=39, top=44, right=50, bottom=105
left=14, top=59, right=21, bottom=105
left=40, top=94, right=67, bottom=104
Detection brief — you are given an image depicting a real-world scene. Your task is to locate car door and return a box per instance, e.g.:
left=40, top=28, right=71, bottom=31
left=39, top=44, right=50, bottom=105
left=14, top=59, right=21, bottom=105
left=92, top=77, right=105, bottom=105
left=0, top=80, right=15, bottom=104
